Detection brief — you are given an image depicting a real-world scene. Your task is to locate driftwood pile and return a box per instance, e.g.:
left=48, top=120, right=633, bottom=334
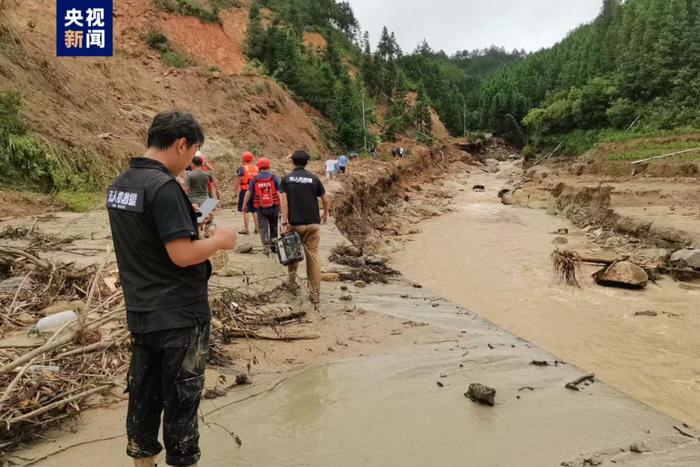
left=0, top=243, right=126, bottom=452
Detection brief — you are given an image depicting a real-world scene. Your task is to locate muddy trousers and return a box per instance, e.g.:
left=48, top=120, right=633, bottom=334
left=257, top=207, right=279, bottom=252
left=126, top=323, right=210, bottom=466
left=287, top=224, right=322, bottom=302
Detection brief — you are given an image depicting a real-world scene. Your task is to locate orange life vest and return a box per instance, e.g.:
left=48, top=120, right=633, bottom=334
left=253, top=176, right=280, bottom=209
left=240, top=164, right=258, bottom=191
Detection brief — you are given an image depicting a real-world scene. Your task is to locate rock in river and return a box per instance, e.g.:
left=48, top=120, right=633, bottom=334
left=594, top=261, right=648, bottom=289
left=670, top=249, right=700, bottom=270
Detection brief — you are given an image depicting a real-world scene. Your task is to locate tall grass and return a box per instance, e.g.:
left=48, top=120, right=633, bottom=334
left=0, top=90, right=111, bottom=202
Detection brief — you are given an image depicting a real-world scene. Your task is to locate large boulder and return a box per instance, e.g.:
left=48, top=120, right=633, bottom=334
left=595, top=261, right=648, bottom=289
left=670, top=249, right=700, bottom=270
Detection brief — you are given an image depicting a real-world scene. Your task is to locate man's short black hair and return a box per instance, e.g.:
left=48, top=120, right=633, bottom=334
left=291, top=149, right=310, bottom=167
left=147, top=111, right=205, bottom=150
left=192, top=156, right=203, bottom=167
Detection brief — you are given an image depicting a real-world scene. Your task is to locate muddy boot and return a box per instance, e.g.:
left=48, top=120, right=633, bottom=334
left=309, top=291, right=320, bottom=305
left=286, top=272, right=300, bottom=294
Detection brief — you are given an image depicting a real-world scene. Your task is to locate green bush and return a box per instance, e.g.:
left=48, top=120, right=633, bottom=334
left=144, top=30, right=191, bottom=68
left=154, top=0, right=221, bottom=23
left=162, top=50, right=190, bottom=68
left=146, top=30, right=170, bottom=53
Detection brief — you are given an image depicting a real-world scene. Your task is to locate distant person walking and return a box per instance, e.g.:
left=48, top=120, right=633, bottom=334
left=234, top=151, right=259, bottom=235
left=324, top=158, right=338, bottom=179
left=369, top=145, right=377, bottom=159
left=280, top=150, right=330, bottom=305
left=184, top=155, right=215, bottom=206
left=338, top=154, right=349, bottom=174
left=242, top=157, right=281, bottom=256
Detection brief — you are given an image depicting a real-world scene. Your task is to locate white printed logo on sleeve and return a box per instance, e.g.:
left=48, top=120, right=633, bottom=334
left=107, top=186, right=144, bottom=213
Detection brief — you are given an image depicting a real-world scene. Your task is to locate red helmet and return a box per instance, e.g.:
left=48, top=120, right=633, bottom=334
left=257, top=157, right=271, bottom=169
left=242, top=151, right=254, bottom=163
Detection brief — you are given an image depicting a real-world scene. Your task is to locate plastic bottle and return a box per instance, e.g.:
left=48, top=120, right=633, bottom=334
left=30, top=310, right=77, bottom=334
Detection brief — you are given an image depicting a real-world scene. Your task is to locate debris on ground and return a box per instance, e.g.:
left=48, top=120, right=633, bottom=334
left=565, top=374, right=595, bottom=391
left=635, top=311, right=658, bottom=317
left=0, top=246, right=127, bottom=451
left=328, top=245, right=399, bottom=284
left=629, top=442, right=651, bottom=453
left=465, top=383, right=496, bottom=406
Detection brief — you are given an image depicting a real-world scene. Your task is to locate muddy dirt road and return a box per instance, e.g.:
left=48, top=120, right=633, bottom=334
left=393, top=161, right=700, bottom=428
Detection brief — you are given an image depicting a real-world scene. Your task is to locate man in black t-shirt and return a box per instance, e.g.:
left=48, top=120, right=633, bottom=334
left=280, top=150, right=329, bottom=305
left=108, top=111, right=236, bottom=467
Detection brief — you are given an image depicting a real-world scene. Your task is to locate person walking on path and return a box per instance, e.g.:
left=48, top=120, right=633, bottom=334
left=338, top=154, right=349, bottom=174
left=242, top=157, right=281, bottom=256
left=107, top=111, right=236, bottom=467
left=184, top=155, right=215, bottom=207
left=280, top=150, right=330, bottom=305
left=324, top=157, right=338, bottom=179
left=234, top=151, right=258, bottom=235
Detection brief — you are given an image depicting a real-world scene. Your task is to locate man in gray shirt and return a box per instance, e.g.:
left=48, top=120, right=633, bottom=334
left=185, top=155, right=214, bottom=206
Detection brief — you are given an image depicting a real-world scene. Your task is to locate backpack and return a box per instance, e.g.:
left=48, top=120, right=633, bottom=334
left=253, top=176, right=280, bottom=209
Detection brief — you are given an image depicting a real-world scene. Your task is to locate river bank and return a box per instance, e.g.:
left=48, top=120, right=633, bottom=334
left=393, top=159, right=700, bottom=429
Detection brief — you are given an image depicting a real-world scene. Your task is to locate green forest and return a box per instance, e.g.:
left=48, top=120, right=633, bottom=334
left=244, top=0, right=700, bottom=154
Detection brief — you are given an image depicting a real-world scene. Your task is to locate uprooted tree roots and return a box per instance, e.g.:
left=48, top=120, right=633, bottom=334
left=328, top=245, right=399, bottom=284
left=551, top=249, right=583, bottom=287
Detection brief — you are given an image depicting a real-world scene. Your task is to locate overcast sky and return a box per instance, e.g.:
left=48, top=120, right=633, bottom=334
left=348, top=0, right=604, bottom=55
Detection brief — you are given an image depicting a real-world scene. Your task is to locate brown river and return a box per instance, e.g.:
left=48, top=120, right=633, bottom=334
left=393, top=163, right=700, bottom=428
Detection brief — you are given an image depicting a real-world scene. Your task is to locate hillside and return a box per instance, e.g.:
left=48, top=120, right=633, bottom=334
left=475, top=0, right=700, bottom=152
left=0, top=0, right=340, bottom=210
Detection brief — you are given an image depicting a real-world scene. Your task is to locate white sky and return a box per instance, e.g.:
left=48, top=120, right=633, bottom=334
left=348, top=0, right=604, bottom=54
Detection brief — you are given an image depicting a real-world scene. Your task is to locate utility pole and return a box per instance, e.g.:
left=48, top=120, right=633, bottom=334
left=362, top=89, right=368, bottom=152
left=463, top=102, right=466, bottom=138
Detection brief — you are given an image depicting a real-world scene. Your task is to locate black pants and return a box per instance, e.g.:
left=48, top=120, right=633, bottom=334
left=257, top=207, right=279, bottom=250
left=126, top=323, right=210, bottom=466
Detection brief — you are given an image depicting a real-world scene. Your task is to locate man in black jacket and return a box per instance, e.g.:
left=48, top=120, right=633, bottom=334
left=280, top=150, right=330, bottom=305
left=108, top=111, right=236, bottom=467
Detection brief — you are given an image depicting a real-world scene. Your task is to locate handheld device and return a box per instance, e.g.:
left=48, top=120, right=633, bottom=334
left=196, top=198, right=219, bottom=224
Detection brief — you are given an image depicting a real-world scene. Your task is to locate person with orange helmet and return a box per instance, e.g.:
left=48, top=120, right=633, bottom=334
left=234, top=151, right=259, bottom=235
left=242, top=157, right=281, bottom=255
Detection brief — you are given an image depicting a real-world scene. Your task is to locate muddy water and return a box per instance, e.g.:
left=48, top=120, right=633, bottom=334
left=393, top=162, right=700, bottom=428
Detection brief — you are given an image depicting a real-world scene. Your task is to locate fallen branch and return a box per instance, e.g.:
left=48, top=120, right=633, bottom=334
left=226, top=329, right=320, bottom=341
left=532, top=142, right=563, bottom=167
left=0, top=246, right=52, bottom=270
left=631, top=147, right=700, bottom=165
left=673, top=425, right=697, bottom=439
left=565, top=373, right=595, bottom=391
left=55, top=331, right=129, bottom=359
left=4, top=384, right=114, bottom=425
left=0, top=331, right=75, bottom=377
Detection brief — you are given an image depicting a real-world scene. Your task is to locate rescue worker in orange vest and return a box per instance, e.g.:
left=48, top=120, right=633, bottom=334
left=234, top=151, right=259, bottom=235
left=242, top=157, right=281, bottom=256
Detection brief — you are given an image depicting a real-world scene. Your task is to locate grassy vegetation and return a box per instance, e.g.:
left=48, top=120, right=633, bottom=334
left=55, top=191, right=103, bottom=212
left=607, top=143, right=700, bottom=161
left=145, top=30, right=192, bottom=68
left=1, top=91, right=113, bottom=211
left=528, top=127, right=700, bottom=158
left=154, top=0, right=240, bottom=23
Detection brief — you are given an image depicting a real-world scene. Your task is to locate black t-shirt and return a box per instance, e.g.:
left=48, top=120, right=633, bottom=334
left=107, top=157, right=211, bottom=334
left=280, top=167, right=326, bottom=225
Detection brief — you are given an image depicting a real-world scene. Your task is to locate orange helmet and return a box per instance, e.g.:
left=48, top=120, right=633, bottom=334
left=242, top=151, right=254, bottom=162
left=257, top=157, right=271, bottom=169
